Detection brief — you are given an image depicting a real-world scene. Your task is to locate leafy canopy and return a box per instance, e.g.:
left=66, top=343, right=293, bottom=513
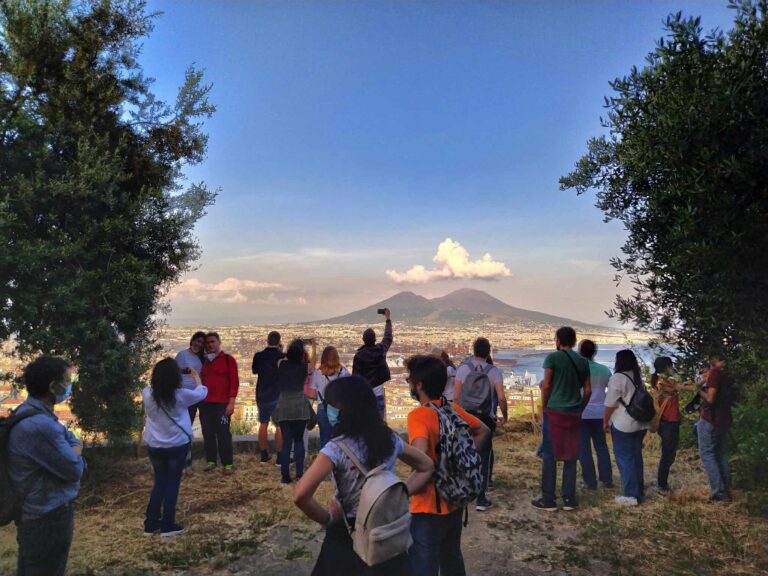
left=0, top=0, right=217, bottom=438
left=560, top=0, right=768, bottom=365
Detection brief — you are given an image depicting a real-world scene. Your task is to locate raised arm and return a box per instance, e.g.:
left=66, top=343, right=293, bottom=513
left=380, top=308, right=393, bottom=353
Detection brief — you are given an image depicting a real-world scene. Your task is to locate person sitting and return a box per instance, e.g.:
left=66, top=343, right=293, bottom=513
left=293, top=376, right=433, bottom=575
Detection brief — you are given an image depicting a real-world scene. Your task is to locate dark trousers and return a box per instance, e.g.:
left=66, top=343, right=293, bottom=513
left=539, top=413, right=577, bottom=505
left=611, top=426, right=646, bottom=501
left=312, top=519, right=412, bottom=576
left=185, top=403, right=200, bottom=466
left=657, top=420, right=680, bottom=489
left=17, top=503, right=74, bottom=576
left=199, top=402, right=233, bottom=466
left=476, top=414, right=495, bottom=499
left=409, top=510, right=466, bottom=576
left=280, top=420, right=307, bottom=481
left=579, top=418, right=613, bottom=489
left=145, top=443, right=189, bottom=531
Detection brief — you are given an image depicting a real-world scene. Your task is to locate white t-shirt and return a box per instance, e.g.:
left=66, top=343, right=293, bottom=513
left=143, top=385, right=208, bottom=448
left=454, top=358, right=503, bottom=414
left=604, top=371, right=650, bottom=433
left=309, top=367, right=350, bottom=400
left=443, top=365, right=457, bottom=401
left=175, top=349, right=202, bottom=390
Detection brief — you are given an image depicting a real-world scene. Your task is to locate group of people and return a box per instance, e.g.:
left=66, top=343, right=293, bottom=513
left=537, top=326, right=734, bottom=511
left=3, top=318, right=735, bottom=576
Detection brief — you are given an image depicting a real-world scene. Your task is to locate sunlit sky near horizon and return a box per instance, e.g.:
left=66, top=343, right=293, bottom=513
left=140, top=1, right=736, bottom=326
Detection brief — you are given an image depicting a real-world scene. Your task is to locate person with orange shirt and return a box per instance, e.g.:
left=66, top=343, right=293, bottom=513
left=650, top=357, right=696, bottom=492
left=406, top=355, right=490, bottom=576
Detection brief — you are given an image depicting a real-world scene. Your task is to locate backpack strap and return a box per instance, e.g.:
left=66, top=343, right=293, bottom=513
left=334, top=438, right=370, bottom=476
left=617, top=373, right=640, bottom=408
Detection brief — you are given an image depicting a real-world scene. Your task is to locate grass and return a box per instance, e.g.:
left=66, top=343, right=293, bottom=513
left=2, top=418, right=766, bottom=575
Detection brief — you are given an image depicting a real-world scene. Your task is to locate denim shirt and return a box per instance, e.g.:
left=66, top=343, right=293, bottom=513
left=8, top=397, right=86, bottom=520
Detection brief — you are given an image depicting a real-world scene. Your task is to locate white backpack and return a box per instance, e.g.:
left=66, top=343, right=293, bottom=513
left=332, top=439, right=412, bottom=566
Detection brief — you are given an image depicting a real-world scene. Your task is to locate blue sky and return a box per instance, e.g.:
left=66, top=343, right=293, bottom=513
left=141, top=1, right=736, bottom=326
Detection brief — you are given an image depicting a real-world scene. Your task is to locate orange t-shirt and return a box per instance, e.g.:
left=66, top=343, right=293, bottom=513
left=407, top=400, right=482, bottom=515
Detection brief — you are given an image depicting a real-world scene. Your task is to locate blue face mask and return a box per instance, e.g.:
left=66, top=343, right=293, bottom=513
left=55, top=384, right=72, bottom=404
left=326, top=404, right=341, bottom=427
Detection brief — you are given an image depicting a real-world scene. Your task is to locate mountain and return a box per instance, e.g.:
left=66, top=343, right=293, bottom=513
left=312, top=288, right=599, bottom=328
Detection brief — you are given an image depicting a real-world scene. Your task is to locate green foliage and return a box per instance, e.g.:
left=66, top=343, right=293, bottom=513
left=732, top=404, right=768, bottom=492
left=560, top=0, right=768, bottom=364
left=0, top=0, right=217, bottom=439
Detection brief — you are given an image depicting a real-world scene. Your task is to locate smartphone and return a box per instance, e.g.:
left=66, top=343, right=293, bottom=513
left=377, top=308, right=386, bottom=315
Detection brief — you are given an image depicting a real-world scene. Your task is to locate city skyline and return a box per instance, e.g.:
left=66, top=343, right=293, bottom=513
left=137, top=1, right=737, bottom=326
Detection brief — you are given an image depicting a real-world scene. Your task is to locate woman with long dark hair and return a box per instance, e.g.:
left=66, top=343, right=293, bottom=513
left=309, top=346, right=350, bottom=448
left=293, top=376, right=433, bottom=576
left=604, top=349, right=649, bottom=506
left=142, top=358, right=208, bottom=536
left=274, top=339, right=312, bottom=483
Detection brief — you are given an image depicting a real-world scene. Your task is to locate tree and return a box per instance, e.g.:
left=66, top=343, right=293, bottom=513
left=560, top=0, right=768, bottom=373
left=0, top=0, right=217, bottom=439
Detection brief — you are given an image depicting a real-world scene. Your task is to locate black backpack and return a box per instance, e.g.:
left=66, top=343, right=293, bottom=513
left=618, top=373, right=656, bottom=423
left=0, top=407, right=41, bottom=526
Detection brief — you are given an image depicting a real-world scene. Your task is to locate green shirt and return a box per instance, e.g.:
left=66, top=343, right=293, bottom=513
left=543, top=349, right=590, bottom=411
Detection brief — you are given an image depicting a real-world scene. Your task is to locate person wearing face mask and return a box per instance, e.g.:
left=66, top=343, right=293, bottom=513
left=6, top=355, right=86, bottom=576
left=200, top=332, right=239, bottom=475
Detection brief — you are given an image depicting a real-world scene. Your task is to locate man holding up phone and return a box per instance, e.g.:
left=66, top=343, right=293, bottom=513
left=352, top=308, right=393, bottom=419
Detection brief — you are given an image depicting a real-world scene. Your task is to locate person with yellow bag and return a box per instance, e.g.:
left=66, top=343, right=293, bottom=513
left=650, top=357, right=696, bottom=493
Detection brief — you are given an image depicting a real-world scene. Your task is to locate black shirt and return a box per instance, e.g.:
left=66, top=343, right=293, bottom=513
left=252, top=347, right=285, bottom=403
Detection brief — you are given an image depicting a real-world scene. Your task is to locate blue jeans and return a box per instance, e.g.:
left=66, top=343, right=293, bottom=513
left=409, top=510, right=466, bottom=576
left=657, top=420, right=680, bottom=489
left=317, top=405, right=332, bottom=449
left=146, top=443, right=189, bottom=531
left=697, top=419, right=731, bottom=500
left=280, top=420, right=307, bottom=481
left=17, top=503, right=74, bottom=576
left=579, top=418, right=613, bottom=489
left=539, top=413, right=577, bottom=505
left=611, top=426, right=646, bottom=501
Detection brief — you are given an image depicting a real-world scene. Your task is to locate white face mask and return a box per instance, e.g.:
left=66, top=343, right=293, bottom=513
left=206, top=352, right=217, bottom=362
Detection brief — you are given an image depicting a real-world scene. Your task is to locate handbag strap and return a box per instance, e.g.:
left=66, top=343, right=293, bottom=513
left=158, top=403, right=193, bottom=443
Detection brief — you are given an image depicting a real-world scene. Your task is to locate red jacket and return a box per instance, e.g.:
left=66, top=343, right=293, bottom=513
left=201, top=352, right=239, bottom=404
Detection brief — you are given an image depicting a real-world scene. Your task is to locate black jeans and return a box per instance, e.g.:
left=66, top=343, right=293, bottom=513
left=657, top=420, right=680, bottom=489
left=17, top=503, right=74, bottom=576
left=279, top=420, right=307, bottom=481
left=312, top=519, right=412, bottom=576
left=146, top=443, right=189, bottom=531
left=199, top=402, right=233, bottom=466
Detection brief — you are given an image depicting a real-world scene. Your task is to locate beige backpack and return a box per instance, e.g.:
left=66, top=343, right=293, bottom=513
left=333, top=439, right=412, bottom=566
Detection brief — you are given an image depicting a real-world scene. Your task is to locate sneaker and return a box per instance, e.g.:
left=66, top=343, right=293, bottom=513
left=707, top=495, right=732, bottom=505
left=160, top=524, right=186, bottom=538
left=223, top=465, right=234, bottom=476
left=655, top=485, right=670, bottom=495
left=531, top=498, right=558, bottom=511
left=280, top=476, right=292, bottom=485
left=614, top=496, right=639, bottom=506
left=562, top=500, right=578, bottom=512
left=203, top=462, right=216, bottom=472
left=143, top=525, right=160, bottom=537
left=260, top=451, right=271, bottom=464
left=475, top=496, right=493, bottom=512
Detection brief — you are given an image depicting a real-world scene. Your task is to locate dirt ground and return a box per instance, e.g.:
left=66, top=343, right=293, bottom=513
left=1, top=421, right=767, bottom=576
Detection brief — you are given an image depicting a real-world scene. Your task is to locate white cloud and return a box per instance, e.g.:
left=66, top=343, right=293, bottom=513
left=386, top=238, right=512, bottom=284
left=170, top=277, right=306, bottom=305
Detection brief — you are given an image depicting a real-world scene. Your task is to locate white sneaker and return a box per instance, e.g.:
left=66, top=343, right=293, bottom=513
left=614, top=496, right=639, bottom=506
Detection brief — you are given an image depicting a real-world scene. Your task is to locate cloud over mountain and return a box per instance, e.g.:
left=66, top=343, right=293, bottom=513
left=386, top=238, right=512, bottom=284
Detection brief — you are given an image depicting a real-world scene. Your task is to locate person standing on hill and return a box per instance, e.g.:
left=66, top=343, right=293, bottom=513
left=454, top=337, right=508, bottom=512
left=533, top=327, right=591, bottom=512
left=406, top=355, right=490, bottom=576
left=577, top=340, right=613, bottom=490
left=252, top=331, right=285, bottom=463
left=7, top=356, right=86, bottom=576
left=650, top=356, right=696, bottom=493
left=309, top=346, right=350, bottom=449
left=353, top=308, right=393, bottom=419
left=175, top=330, right=206, bottom=469
left=200, top=332, right=239, bottom=475
left=697, top=355, right=734, bottom=503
